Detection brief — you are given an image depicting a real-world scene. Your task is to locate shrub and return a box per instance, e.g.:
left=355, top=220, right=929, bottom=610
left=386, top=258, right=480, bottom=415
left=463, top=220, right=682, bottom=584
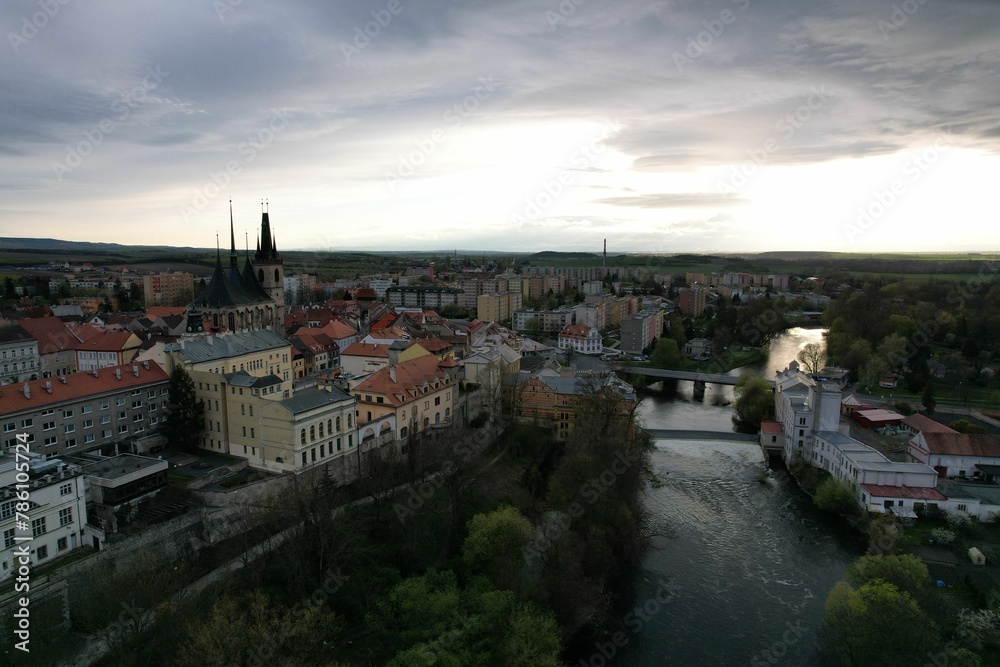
left=930, top=528, right=956, bottom=544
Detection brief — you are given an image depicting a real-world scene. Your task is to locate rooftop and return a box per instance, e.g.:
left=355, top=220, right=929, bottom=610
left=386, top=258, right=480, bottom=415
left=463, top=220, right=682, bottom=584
left=0, top=362, right=169, bottom=415
left=862, top=484, right=947, bottom=501
left=83, top=454, right=167, bottom=481
left=278, top=386, right=354, bottom=414
left=165, top=329, right=288, bottom=364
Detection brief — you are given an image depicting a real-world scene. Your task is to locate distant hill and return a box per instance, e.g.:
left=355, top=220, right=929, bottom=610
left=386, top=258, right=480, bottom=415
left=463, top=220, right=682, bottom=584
left=527, top=251, right=601, bottom=260
left=0, top=238, right=205, bottom=253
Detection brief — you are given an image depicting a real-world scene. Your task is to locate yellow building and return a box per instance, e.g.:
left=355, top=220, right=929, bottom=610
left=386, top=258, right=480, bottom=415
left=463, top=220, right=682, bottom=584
left=351, top=355, right=455, bottom=440
left=477, top=292, right=523, bottom=323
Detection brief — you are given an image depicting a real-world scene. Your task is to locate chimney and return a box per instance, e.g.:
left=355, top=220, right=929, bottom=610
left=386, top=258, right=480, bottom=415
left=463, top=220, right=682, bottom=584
left=44, top=380, right=52, bottom=394
left=133, top=365, right=139, bottom=377
left=22, top=383, right=30, bottom=399
left=142, top=361, right=149, bottom=369
left=115, top=368, right=122, bottom=380
left=93, top=369, right=99, bottom=378
left=389, top=366, right=396, bottom=382
left=59, top=376, right=67, bottom=384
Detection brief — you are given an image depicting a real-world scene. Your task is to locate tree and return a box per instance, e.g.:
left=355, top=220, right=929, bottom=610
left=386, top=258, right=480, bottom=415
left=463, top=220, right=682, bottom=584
left=651, top=338, right=681, bottom=369
left=949, top=419, right=988, bottom=435
left=733, top=371, right=774, bottom=432
left=922, top=383, right=936, bottom=415
left=823, top=579, right=938, bottom=666
left=814, top=477, right=859, bottom=516
left=462, top=506, right=533, bottom=591
left=846, top=554, right=930, bottom=598
left=797, top=342, right=825, bottom=374
left=164, top=366, right=205, bottom=451
left=859, top=356, right=889, bottom=391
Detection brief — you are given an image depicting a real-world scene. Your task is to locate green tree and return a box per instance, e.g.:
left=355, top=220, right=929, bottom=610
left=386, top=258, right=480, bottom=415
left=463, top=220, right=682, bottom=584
left=823, top=579, right=938, bottom=666
left=814, top=477, right=859, bottom=516
left=846, top=554, right=930, bottom=598
left=733, top=371, right=774, bottom=432
left=797, top=341, right=825, bottom=374
left=860, top=356, right=889, bottom=391
left=164, top=366, right=205, bottom=451
left=922, top=383, right=937, bottom=415
left=651, top=338, right=681, bottom=368
left=949, top=419, right=988, bottom=434
left=462, top=506, right=533, bottom=591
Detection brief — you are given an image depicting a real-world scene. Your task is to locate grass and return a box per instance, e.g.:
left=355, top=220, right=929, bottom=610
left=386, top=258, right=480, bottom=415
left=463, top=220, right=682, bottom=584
left=864, top=384, right=1000, bottom=411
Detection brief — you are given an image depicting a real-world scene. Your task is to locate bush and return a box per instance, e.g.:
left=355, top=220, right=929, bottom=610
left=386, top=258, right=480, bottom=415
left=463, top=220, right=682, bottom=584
left=469, top=413, right=490, bottom=429
left=947, top=511, right=973, bottom=530
left=814, top=477, right=859, bottom=517
left=930, top=528, right=956, bottom=544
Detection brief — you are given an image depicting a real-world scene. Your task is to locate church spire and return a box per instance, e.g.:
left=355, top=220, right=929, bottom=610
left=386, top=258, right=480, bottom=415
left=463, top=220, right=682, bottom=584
left=229, top=200, right=239, bottom=268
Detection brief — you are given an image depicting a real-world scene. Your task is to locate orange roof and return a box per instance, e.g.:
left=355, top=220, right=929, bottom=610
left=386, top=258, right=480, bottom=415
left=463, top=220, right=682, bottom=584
left=341, top=342, right=401, bottom=358
left=559, top=324, right=594, bottom=339
left=760, top=420, right=783, bottom=434
left=18, top=317, right=78, bottom=355
left=921, top=433, right=1000, bottom=458
left=0, top=362, right=169, bottom=415
left=71, top=330, right=139, bottom=352
left=902, top=413, right=956, bottom=434
left=353, top=355, right=452, bottom=408
left=144, top=306, right=187, bottom=320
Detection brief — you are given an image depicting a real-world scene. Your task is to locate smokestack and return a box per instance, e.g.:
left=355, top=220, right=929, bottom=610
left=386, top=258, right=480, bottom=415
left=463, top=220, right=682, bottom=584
left=603, top=239, right=607, bottom=269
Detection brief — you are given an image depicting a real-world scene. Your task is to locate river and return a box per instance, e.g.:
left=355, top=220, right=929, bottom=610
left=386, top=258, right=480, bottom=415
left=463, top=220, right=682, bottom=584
left=608, top=327, right=865, bottom=666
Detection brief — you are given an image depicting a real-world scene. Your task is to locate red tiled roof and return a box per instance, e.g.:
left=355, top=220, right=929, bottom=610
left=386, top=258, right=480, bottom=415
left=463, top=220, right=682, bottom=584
left=0, top=362, right=169, bottom=414
left=144, top=307, right=187, bottom=320
left=902, top=413, right=956, bottom=434
left=559, top=324, right=594, bottom=339
left=353, top=355, right=452, bottom=407
left=18, top=317, right=78, bottom=355
left=920, top=432, right=1000, bottom=458
left=70, top=330, right=139, bottom=352
left=862, top=484, right=947, bottom=501
left=341, top=342, right=404, bottom=358
left=760, top=420, right=783, bottom=434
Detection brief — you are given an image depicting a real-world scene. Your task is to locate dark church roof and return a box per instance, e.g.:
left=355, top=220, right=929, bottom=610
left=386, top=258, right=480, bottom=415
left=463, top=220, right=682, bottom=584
left=191, top=203, right=276, bottom=310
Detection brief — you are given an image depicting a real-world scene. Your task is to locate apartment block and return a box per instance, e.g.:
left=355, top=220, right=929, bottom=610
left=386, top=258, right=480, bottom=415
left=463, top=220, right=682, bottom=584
left=477, top=292, right=523, bottom=324
left=620, top=310, right=663, bottom=354
left=142, top=272, right=194, bottom=308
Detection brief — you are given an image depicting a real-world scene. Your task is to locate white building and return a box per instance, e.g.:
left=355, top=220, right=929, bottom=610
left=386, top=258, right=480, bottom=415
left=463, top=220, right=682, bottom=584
left=1, top=455, right=88, bottom=579
left=558, top=324, right=602, bottom=355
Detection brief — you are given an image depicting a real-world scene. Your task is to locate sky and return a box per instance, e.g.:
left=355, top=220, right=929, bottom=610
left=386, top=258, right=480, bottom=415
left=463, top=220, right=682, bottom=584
left=1, top=0, right=999, bottom=254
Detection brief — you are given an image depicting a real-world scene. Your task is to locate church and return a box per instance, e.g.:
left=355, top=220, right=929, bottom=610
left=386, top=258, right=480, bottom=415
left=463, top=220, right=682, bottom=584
left=187, top=203, right=285, bottom=334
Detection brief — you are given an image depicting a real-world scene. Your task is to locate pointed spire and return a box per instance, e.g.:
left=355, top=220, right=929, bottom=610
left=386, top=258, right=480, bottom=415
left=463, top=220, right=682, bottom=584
left=271, top=232, right=277, bottom=254
left=215, top=233, right=220, bottom=263
left=229, top=200, right=239, bottom=268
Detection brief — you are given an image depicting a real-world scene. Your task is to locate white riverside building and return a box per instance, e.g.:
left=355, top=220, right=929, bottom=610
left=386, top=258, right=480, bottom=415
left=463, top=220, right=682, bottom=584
left=768, top=361, right=1000, bottom=520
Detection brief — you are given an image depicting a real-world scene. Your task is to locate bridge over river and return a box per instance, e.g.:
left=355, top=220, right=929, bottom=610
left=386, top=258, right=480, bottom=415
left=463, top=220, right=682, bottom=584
left=620, top=367, right=776, bottom=387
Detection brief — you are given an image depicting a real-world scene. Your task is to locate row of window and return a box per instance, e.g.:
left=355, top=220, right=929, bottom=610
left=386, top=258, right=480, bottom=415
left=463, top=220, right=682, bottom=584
left=299, top=414, right=352, bottom=445
left=1, top=390, right=168, bottom=432
left=299, top=434, right=354, bottom=466
left=0, top=347, right=35, bottom=359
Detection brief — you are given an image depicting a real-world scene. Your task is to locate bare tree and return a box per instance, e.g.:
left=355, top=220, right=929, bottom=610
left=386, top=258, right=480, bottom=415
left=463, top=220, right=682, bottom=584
left=798, top=342, right=825, bottom=374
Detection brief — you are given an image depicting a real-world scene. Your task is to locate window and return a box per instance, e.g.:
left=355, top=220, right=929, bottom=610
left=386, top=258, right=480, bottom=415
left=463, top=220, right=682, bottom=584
left=41, top=409, right=55, bottom=417
left=435, top=396, right=441, bottom=406
left=65, top=438, right=76, bottom=448
left=248, top=406, right=253, bottom=417
left=102, top=429, right=112, bottom=439
left=84, top=434, right=95, bottom=444
left=241, top=405, right=245, bottom=416
left=250, top=427, right=254, bottom=438
left=57, top=536, right=68, bottom=551
left=42, top=421, right=55, bottom=431
left=37, top=545, right=48, bottom=560
left=310, top=425, right=315, bottom=442
left=320, top=444, right=325, bottom=457
left=149, top=403, right=157, bottom=412
left=301, top=452, right=307, bottom=466
left=64, top=424, right=75, bottom=434
left=100, top=401, right=109, bottom=410
left=958, top=504, right=968, bottom=511
left=311, top=448, right=316, bottom=462
left=44, top=436, right=57, bottom=447
left=62, top=409, right=73, bottom=418
left=82, top=405, right=92, bottom=414
left=3, top=528, right=14, bottom=549
left=300, top=429, right=306, bottom=445
left=21, top=419, right=32, bottom=428
left=116, top=397, right=126, bottom=406
left=337, top=437, right=342, bottom=452
left=319, top=423, right=324, bottom=438
left=59, top=507, right=73, bottom=526
left=132, top=400, right=142, bottom=409
left=1, top=501, right=14, bottom=519
left=31, top=517, right=46, bottom=537
left=118, top=425, right=128, bottom=434
left=149, top=416, right=157, bottom=425
left=3, top=422, right=14, bottom=432
left=147, top=390, right=156, bottom=398
left=242, top=426, right=247, bottom=437
left=101, top=416, right=111, bottom=425
left=335, top=417, right=341, bottom=431
left=83, top=419, right=93, bottom=429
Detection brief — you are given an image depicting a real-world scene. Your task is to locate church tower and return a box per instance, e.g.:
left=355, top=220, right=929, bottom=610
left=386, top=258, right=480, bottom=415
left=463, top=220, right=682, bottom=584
left=253, top=202, right=285, bottom=312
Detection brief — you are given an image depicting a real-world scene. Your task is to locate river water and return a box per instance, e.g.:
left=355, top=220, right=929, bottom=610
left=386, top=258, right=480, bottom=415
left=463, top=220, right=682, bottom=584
left=609, top=328, right=865, bottom=666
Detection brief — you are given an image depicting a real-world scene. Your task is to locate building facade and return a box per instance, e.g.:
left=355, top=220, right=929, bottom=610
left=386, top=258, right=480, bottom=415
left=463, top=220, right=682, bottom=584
left=143, top=272, right=194, bottom=308
left=0, top=325, right=40, bottom=384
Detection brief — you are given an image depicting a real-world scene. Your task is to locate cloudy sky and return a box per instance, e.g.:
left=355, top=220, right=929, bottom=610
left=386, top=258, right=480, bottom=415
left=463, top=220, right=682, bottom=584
left=1, top=0, right=998, bottom=253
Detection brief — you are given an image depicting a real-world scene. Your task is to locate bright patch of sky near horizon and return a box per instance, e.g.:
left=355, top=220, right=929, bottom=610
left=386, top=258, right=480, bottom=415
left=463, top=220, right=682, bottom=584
left=1, top=0, right=998, bottom=253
